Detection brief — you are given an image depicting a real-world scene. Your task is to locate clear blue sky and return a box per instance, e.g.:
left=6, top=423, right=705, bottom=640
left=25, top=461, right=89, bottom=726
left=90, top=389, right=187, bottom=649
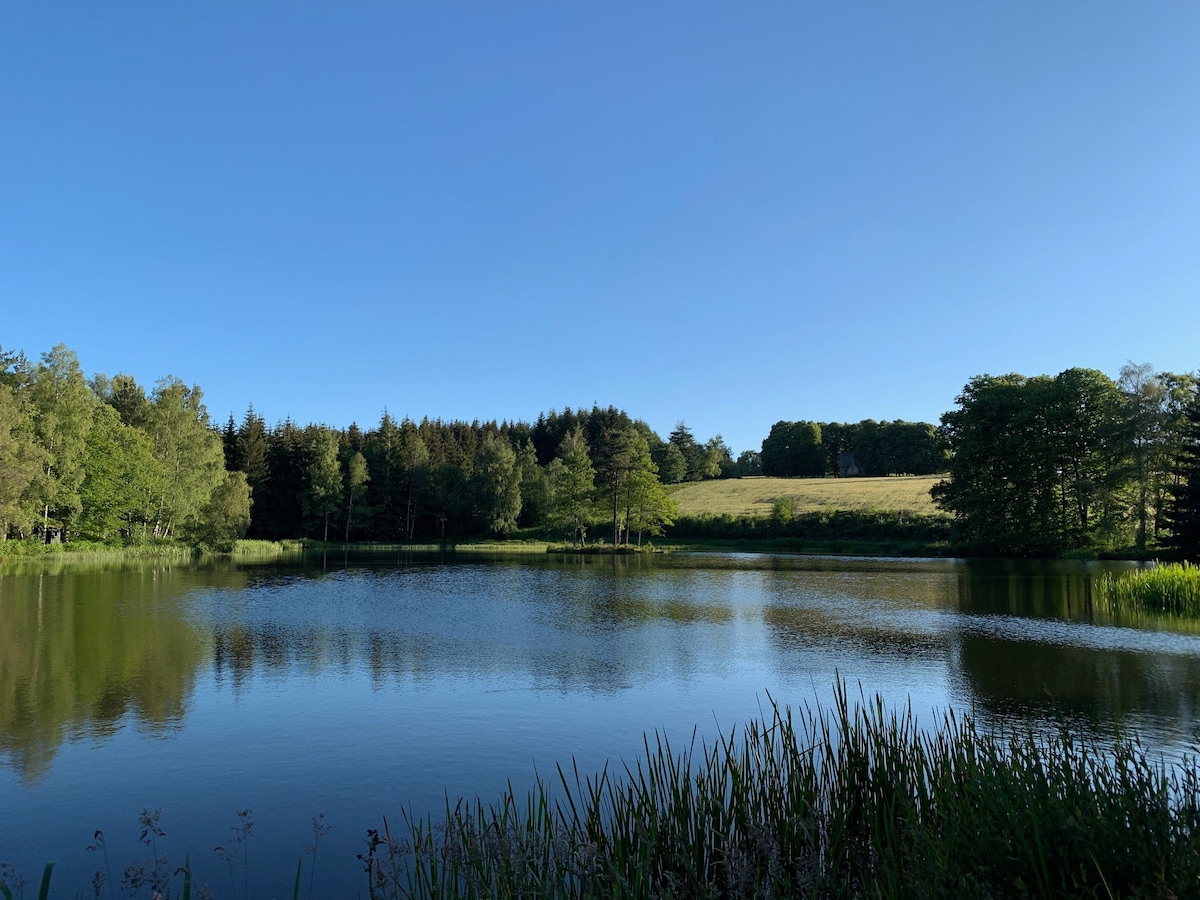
left=4, top=2, right=1199, bottom=455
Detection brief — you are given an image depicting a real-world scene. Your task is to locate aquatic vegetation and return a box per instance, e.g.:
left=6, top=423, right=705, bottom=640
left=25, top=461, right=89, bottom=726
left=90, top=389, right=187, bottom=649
left=362, top=684, right=1200, bottom=898
left=1098, top=562, right=1200, bottom=617
left=7, top=686, right=1200, bottom=898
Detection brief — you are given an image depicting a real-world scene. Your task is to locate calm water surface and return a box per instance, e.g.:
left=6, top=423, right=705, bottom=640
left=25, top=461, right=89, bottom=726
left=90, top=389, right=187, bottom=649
left=2, top=551, right=1197, bottom=896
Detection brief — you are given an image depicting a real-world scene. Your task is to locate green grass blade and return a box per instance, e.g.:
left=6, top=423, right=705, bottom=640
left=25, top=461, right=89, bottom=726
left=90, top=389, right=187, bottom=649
left=37, top=863, right=53, bottom=900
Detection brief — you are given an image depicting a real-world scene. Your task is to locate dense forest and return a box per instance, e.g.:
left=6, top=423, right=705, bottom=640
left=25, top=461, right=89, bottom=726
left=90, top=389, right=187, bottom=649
left=1, top=343, right=1198, bottom=558
left=0, top=344, right=690, bottom=549
left=932, top=364, right=1200, bottom=558
left=758, top=419, right=945, bottom=477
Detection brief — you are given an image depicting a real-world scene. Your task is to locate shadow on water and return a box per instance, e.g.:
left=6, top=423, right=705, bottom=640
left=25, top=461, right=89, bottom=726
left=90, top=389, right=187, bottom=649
left=5, top=550, right=1200, bottom=896
left=0, top=565, right=207, bottom=781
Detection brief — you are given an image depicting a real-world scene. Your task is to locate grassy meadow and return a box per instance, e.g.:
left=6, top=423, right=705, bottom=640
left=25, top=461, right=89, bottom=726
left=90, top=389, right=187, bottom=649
left=669, top=475, right=945, bottom=519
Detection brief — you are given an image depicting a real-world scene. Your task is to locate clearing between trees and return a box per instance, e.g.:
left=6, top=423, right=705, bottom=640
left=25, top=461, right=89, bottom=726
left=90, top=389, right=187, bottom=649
left=670, top=475, right=945, bottom=519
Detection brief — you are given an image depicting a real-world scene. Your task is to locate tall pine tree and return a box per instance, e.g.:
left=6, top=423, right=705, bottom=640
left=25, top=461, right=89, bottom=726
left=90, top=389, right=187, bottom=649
left=1166, top=387, right=1200, bottom=559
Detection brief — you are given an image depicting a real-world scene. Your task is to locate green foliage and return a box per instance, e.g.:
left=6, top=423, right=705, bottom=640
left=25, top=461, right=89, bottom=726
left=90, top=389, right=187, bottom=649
left=771, top=495, right=794, bottom=523
left=1166, top=385, right=1200, bottom=558
left=185, top=471, right=252, bottom=552
left=232, top=405, right=270, bottom=507
left=258, top=419, right=307, bottom=539
left=343, top=450, right=370, bottom=542
left=733, top=449, right=762, bottom=477
left=77, top=405, right=163, bottom=542
left=145, top=377, right=226, bottom=539
left=547, top=426, right=595, bottom=547
left=0, top=381, right=41, bottom=538
left=515, top=441, right=550, bottom=528
left=1097, top=562, right=1200, bottom=617
left=836, top=419, right=946, bottom=476
left=95, top=372, right=150, bottom=428
left=655, top=441, right=688, bottom=484
left=595, top=425, right=637, bottom=546
left=359, top=683, right=1200, bottom=898
left=670, top=509, right=951, bottom=554
left=1120, top=362, right=1169, bottom=553
left=24, top=338, right=1200, bottom=560
left=701, top=434, right=732, bottom=478
left=621, top=436, right=677, bottom=545
left=760, top=420, right=825, bottom=477
left=27, top=344, right=96, bottom=537
left=668, top=421, right=705, bottom=482
left=472, top=434, right=522, bottom=536
left=305, top=428, right=343, bottom=541
left=933, top=369, right=1132, bottom=556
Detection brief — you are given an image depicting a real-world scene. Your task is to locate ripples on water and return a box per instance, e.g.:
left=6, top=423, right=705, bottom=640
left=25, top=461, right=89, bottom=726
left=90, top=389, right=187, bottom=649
left=1, top=552, right=1196, bottom=895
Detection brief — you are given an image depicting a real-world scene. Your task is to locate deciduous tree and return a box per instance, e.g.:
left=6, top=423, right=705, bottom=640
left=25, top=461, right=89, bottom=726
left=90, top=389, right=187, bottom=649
left=548, top=426, right=595, bottom=546
left=0, top=381, right=41, bottom=538
left=306, top=428, right=343, bottom=542
left=621, top=436, right=677, bottom=546
left=144, top=377, right=225, bottom=539
left=343, top=450, right=369, bottom=542
left=761, top=421, right=824, bottom=477
left=933, top=369, right=1131, bottom=555
left=28, top=344, right=96, bottom=539
left=77, top=405, right=162, bottom=541
left=472, top=434, right=522, bottom=536
left=186, top=471, right=252, bottom=551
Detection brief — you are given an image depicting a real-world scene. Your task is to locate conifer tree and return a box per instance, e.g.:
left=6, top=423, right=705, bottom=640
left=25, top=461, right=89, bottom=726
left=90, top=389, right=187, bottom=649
left=1166, top=388, right=1200, bottom=559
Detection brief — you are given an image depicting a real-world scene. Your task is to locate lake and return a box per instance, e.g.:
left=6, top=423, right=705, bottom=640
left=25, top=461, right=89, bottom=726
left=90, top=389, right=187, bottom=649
left=2, top=550, right=1197, bottom=897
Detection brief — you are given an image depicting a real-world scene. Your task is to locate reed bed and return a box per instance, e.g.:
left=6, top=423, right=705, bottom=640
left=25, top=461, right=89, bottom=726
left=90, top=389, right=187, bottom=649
left=363, top=684, right=1200, bottom=899
left=7, top=686, right=1200, bottom=898
left=1097, top=562, right=1200, bottom=617
left=231, top=538, right=305, bottom=556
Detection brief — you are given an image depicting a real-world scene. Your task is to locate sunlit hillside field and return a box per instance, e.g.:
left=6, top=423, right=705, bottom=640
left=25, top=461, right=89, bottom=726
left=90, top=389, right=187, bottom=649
left=670, top=475, right=945, bottom=518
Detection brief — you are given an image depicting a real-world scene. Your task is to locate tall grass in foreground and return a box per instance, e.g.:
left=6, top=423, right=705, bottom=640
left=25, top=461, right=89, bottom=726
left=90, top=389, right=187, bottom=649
left=363, top=684, right=1200, bottom=899
left=6, top=687, right=1200, bottom=898
left=1098, top=562, right=1200, bottom=617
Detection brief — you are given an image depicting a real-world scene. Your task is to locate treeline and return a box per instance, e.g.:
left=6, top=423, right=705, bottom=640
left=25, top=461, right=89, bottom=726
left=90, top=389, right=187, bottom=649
left=758, top=419, right=945, bottom=478
left=670, top=509, right=951, bottom=555
left=222, top=404, right=700, bottom=546
left=0, top=342, right=744, bottom=549
left=0, top=344, right=250, bottom=550
left=932, top=364, right=1200, bottom=558
left=12, top=339, right=1196, bottom=559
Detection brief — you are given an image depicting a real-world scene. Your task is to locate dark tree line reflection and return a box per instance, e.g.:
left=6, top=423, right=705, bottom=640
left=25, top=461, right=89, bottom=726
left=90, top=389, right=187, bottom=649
left=4, top=554, right=1200, bottom=784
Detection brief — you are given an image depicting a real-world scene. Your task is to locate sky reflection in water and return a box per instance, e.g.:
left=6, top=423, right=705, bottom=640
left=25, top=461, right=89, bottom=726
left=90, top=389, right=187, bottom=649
left=2, top=552, right=1197, bottom=895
